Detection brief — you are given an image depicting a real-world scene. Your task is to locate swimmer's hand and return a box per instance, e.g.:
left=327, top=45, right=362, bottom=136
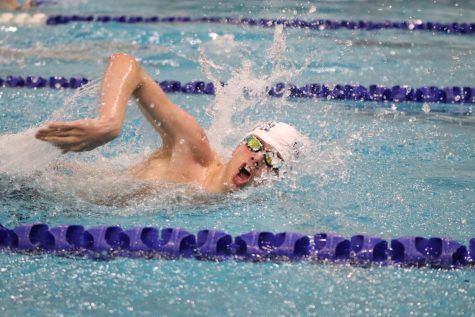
left=35, top=119, right=120, bottom=154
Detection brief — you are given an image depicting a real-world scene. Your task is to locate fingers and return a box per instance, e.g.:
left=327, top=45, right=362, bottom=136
left=36, top=126, right=84, bottom=140
left=55, top=141, right=88, bottom=154
left=47, top=122, right=83, bottom=130
left=35, top=120, right=102, bottom=154
left=38, top=129, right=83, bottom=138
left=39, top=136, right=82, bottom=145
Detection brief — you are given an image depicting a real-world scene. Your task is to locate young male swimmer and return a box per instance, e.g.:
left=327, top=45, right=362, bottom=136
left=36, top=53, right=305, bottom=193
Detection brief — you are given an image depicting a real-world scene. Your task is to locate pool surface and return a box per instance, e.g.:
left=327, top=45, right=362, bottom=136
left=0, top=0, right=475, bottom=316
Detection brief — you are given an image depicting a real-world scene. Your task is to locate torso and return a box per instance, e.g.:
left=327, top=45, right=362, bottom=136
left=129, top=147, right=225, bottom=192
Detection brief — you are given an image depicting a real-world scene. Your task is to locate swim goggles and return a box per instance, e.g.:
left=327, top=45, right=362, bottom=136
left=244, top=135, right=284, bottom=169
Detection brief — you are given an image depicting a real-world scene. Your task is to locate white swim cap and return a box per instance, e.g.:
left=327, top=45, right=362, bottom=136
left=245, top=121, right=306, bottom=161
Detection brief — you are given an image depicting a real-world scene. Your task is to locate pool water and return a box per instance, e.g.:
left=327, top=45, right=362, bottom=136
left=1, top=0, right=475, bottom=316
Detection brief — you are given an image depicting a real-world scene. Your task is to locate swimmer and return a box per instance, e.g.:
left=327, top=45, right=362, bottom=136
left=0, top=0, right=34, bottom=10
left=36, top=53, right=305, bottom=193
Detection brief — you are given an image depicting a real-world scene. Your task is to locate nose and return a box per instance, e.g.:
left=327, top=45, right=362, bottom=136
left=250, top=151, right=266, bottom=169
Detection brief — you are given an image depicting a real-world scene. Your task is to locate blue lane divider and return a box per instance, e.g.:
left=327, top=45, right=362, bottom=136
left=35, top=14, right=475, bottom=35
left=314, top=233, right=351, bottom=261
left=351, top=235, right=388, bottom=264
left=160, top=228, right=196, bottom=258
left=0, top=223, right=473, bottom=269
left=1, top=76, right=474, bottom=105
left=47, top=225, right=85, bottom=251
left=235, top=231, right=276, bottom=260
left=469, top=239, right=475, bottom=265
left=196, top=229, right=232, bottom=259
left=122, top=227, right=159, bottom=253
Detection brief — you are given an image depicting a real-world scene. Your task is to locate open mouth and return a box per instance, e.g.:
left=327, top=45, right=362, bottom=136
left=239, top=164, right=251, bottom=177
left=232, top=163, right=252, bottom=187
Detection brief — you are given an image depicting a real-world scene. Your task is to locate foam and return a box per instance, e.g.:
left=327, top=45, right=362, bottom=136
left=0, top=128, right=61, bottom=175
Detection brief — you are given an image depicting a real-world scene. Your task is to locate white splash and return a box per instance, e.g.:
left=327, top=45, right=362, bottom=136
left=0, top=128, right=60, bottom=175
left=201, top=24, right=316, bottom=157
left=197, top=24, right=349, bottom=187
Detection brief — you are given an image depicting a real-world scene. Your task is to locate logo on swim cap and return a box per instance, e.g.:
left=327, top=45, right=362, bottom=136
left=256, top=121, right=276, bottom=132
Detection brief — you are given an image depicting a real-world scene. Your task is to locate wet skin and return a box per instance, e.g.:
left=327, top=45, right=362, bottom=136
left=36, top=53, right=277, bottom=193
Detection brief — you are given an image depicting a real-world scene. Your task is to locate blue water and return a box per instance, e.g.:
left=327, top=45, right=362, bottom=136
left=1, top=0, right=475, bottom=316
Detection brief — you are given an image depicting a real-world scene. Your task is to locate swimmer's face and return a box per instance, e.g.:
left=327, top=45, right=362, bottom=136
left=224, top=136, right=280, bottom=190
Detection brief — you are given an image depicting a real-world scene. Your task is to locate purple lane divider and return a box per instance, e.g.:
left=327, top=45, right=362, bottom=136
left=204, top=82, right=215, bottom=95
left=314, top=233, right=351, bottom=261
left=178, top=81, right=215, bottom=95
left=469, top=238, right=475, bottom=264
left=351, top=235, right=388, bottom=263
left=352, top=85, right=369, bottom=100
left=331, top=85, right=346, bottom=100
left=69, top=77, right=88, bottom=89
left=181, top=81, right=206, bottom=94
left=26, top=76, right=48, bottom=88
left=196, top=229, right=232, bottom=258
left=369, top=85, right=385, bottom=102
left=444, top=87, right=463, bottom=103
left=273, top=232, right=310, bottom=258
left=268, top=82, right=285, bottom=97
left=424, top=237, right=467, bottom=268
left=234, top=231, right=275, bottom=259
left=47, top=225, right=85, bottom=251
left=126, top=16, right=144, bottom=23
left=160, top=228, right=196, bottom=257
left=463, top=87, right=474, bottom=103
left=289, top=85, right=305, bottom=97
left=122, top=227, right=160, bottom=252
left=41, top=15, right=475, bottom=35
left=83, top=226, right=127, bottom=253
left=49, top=76, right=69, bottom=89
left=319, top=85, right=331, bottom=98
left=391, top=86, right=407, bottom=102
left=159, top=80, right=181, bottom=92
left=12, top=224, right=53, bottom=250
left=95, top=16, right=111, bottom=23
left=299, top=83, right=320, bottom=97
left=0, top=224, right=18, bottom=248
left=6, top=76, right=25, bottom=88
left=2, top=75, right=474, bottom=104
left=0, top=223, right=473, bottom=268
left=390, top=236, right=428, bottom=266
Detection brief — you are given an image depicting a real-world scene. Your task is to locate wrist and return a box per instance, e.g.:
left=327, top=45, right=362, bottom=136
left=98, top=117, right=121, bottom=139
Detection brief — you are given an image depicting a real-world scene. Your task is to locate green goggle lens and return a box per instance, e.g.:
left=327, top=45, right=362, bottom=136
left=246, top=135, right=263, bottom=152
left=265, top=154, right=273, bottom=166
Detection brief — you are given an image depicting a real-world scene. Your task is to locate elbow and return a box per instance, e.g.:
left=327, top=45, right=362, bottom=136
left=109, top=53, right=140, bottom=70
left=108, top=52, right=144, bottom=86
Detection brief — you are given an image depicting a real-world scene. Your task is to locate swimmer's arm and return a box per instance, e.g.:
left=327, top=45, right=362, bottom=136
left=101, top=53, right=214, bottom=164
left=36, top=53, right=215, bottom=163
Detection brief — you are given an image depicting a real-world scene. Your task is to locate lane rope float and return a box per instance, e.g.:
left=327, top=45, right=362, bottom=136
left=0, top=223, right=473, bottom=269
left=0, top=13, right=473, bottom=35
left=1, top=76, right=474, bottom=105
